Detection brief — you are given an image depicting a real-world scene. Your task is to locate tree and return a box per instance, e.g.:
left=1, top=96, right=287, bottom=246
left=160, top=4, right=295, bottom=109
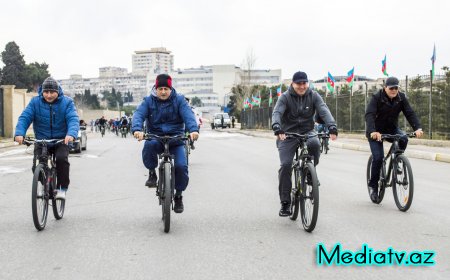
left=191, top=96, right=202, bottom=107
left=1, top=41, right=27, bottom=88
left=24, top=62, right=50, bottom=92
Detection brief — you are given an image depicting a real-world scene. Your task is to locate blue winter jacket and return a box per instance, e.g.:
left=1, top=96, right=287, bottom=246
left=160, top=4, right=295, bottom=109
left=15, top=85, right=79, bottom=140
left=132, top=87, right=198, bottom=136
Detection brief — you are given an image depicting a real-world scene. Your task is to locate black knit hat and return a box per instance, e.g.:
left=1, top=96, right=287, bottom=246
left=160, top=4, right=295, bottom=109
left=42, top=77, right=59, bottom=92
left=155, top=74, right=172, bottom=89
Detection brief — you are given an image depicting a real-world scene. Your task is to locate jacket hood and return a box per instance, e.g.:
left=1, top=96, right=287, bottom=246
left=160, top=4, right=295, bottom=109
left=150, top=86, right=178, bottom=101
left=38, top=84, right=64, bottom=100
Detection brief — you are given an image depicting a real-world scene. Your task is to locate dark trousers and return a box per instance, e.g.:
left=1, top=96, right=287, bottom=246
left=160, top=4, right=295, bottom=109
left=277, top=132, right=320, bottom=203
left=34, top=143, right=70, bottom=188
left=368, top=129, right=408, bottom=188
left=142, top=140, right=189, bottom=192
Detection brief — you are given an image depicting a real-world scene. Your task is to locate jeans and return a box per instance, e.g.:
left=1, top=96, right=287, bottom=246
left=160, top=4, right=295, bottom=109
left=142, top=140, right=189, bottom=192
left=276, top=131, right=320, bottom=203
left=368, top=129, right=408, bottom=188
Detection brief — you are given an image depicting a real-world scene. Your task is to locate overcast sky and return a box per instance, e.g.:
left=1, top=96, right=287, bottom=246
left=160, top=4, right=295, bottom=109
left=1, top=0, right=448, bottom=81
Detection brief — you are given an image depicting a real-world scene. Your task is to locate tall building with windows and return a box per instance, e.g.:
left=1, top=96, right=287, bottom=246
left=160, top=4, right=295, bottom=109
left=132, top=47, right=174, bottom=75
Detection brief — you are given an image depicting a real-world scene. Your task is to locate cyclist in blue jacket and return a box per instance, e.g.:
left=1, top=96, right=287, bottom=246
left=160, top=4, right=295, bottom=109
left=132, top=74, right=199, bottom=213
left=14, top=77, right=79, bottom=200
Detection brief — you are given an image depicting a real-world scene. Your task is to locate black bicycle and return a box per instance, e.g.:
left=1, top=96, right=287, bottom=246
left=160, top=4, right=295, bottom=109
left=184, top=132, right=191, bottom=166
left=318, top=132, right=330, bottom=154
left=24, top=138, right=66, bottom=231
left=366, top=133, right=416, bottom=211
left=286, top=132, right=320, bottom=232
left=143, top=133, right=188, bottom=233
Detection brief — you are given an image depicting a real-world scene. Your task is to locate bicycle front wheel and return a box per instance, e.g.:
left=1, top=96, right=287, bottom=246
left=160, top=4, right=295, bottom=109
left=32, top=164, right=48, bottom=231
left=162, top=162, right=172, bottom=233
left=289, top=166, right=301, bottom=221
left=299, top=162, right=319, bottom=232
left=392, top=155, right=414, bottom=212
left=51, top=169, right=65, bottom=220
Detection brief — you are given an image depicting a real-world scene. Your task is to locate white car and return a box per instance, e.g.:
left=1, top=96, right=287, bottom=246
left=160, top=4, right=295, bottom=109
left=211, top=113, right=231, bottom=129
left=70, top=126, right=87, bottom=153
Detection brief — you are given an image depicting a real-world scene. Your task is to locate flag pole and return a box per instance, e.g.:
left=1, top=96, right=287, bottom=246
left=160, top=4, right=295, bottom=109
left=429, top=70, right=433, bottom=139
left=350, top=86, right=352, bottom=133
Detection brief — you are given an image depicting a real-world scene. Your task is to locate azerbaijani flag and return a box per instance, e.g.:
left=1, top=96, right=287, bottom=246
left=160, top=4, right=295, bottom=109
left=276, top=85, right=282, bottom=97
left=268, top=88, right=273, bottom=106
left=431, top=44, right=436, bottom=81
left=382, top=55, right=388, bottom=76
left=327, top=71, right=335, bottom=94
left=252, top=95, right=261, bottom=107
left=346, top=67, right=355, bottom=88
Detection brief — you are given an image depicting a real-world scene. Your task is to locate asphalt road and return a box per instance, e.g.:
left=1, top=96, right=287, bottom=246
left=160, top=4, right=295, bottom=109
left=0, top=128, right=449, bottom=279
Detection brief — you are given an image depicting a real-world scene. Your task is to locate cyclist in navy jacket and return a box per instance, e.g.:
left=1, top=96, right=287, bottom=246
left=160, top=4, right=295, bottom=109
left=132, top=74, right=199, bottom=213
left=14, top=77, right=79, bottom=200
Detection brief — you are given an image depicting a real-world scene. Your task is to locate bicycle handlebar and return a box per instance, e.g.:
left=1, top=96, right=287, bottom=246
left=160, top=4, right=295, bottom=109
left=285, top=132, right=318, bottom=140
left=143, top=133, right=188, bottom=142
left=23, top=137, right=65, bottom=146
left=381, top=133, right=416, bottom=140
left=317, top=132, right=330, bottom=139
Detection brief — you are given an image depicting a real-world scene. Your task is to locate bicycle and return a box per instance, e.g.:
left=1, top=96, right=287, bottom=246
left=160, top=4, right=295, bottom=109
left=143, top=133, right=188, bottom=233
left=23, top=138, right=66, bottom=231
left=120, top=126, right=128, bottom=138
left=184, top=132, right=192, bottom=165
left=286, top=132, right=320, bottom=232
left=318, top=132, right=330, bottom=154
left=100, top=125, right=106, bottom=137
left=366, top=133, right=416, bottom=212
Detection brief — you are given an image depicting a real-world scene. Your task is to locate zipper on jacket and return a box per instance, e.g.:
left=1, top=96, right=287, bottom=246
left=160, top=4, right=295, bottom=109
left=50, top=104, right=53, bottom=138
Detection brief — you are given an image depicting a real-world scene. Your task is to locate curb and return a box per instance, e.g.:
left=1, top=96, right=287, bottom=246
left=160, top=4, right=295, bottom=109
left=216, top=129, right=450, bottom=164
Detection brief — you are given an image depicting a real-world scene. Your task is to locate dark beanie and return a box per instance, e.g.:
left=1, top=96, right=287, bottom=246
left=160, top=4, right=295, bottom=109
left=155, top=74, right=172, bottom=89
left=42, top=77, right=59, bottom=92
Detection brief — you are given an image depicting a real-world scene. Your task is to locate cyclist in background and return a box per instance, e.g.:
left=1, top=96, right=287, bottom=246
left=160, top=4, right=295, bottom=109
left=365, top=76, right=423, bottom=202
left=14, top=77, right=79, bottom=200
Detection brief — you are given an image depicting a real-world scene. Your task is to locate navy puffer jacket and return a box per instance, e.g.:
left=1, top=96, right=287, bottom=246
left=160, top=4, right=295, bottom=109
left=15, top=85, right=79, bottom=139
left=132, top=87, right=198, bottom=136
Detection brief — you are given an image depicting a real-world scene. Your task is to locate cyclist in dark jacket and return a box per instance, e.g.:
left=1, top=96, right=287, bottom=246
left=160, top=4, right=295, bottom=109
left=272, top=71, right=338, bottom=216
left=132, top=74, right=199, bottom=213
left=365, top=76, right=423, bottom=202
left=14, top=77, right=79, bottom=200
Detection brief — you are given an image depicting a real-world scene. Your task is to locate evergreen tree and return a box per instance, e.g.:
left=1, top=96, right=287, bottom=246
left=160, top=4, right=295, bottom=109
left=1, top=41, right=27, bottom=88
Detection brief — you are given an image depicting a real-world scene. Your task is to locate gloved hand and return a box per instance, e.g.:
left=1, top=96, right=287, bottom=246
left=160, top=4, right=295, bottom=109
left=328, top=125, right=338, bottom=136
left=272, top=124, right=284, bottom=136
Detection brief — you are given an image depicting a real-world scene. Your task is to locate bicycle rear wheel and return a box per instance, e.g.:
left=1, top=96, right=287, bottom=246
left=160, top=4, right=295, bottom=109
left=289, top=166, right=301, bottom=221
left=162, top=162, right=172, bottom=233
left=366, top=155, right=385, bottom=204
left=392, top=155, right=414, bottom=212
left=299, top=162, right=319, bottom=232
left=32, top=164, right=48, bottom=231
left=51, top=169, right=65, bottom=220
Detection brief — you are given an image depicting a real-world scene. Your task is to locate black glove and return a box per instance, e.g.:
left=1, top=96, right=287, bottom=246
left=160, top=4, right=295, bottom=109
left=272, top=124, right=285, bottom=135
left=328, top=125, right=338, bottom=136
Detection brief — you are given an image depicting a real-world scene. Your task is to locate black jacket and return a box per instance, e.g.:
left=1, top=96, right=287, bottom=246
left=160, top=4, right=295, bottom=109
left=365, top=89, right=421, bottom=138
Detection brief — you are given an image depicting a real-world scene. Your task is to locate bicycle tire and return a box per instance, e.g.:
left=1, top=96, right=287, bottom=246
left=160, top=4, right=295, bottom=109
left=162, top=162, right=172, bottom=233
left=289, top=166, right=301, bottom=221
left=32, top=164, right=48, bottom=231
left=366, top=155, right=385, bottom=204
left=51, top=168, right=65, bottom=220
left=392, top=155, right=414, bottom=212
left=299, top=162, right=319, bottom=232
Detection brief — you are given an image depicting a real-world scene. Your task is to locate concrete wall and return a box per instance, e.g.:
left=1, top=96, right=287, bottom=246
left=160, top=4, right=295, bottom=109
left=1, top=85, right=37, bottom=138
left=77, top=109, right=125, bottom=122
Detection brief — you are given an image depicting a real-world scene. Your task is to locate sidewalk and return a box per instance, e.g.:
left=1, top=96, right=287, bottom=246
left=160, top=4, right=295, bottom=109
left=215, top=128, right=450, bottom=164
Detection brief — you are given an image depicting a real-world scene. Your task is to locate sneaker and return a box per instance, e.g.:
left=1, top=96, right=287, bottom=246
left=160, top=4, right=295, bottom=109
left=145, top=169, right=157, bottom=188
left=279, top=202, right=291, bottom=217
left=55, top=188, right=67, bottom=200
left=174, top=195, right=184, bottom=213
left=369, top=187, right=378, bottom=203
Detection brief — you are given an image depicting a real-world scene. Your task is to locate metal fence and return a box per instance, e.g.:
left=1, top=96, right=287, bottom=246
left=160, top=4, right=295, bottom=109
left=240, top=74, right=450, bottom=139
